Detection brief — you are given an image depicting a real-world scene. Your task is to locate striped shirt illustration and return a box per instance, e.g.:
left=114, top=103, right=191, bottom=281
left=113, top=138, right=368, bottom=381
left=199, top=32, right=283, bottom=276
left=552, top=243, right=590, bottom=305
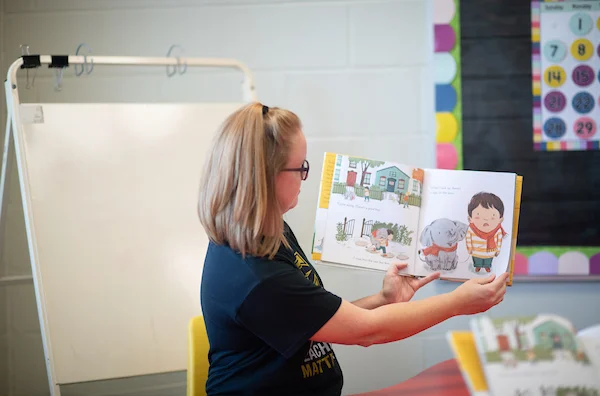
left=466, top=227, right=504, bottom=259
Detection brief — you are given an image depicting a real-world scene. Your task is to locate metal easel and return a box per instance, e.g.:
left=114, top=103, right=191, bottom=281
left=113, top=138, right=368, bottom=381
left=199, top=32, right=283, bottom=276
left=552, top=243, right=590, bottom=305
left=0, top=46, right=257, bottom=396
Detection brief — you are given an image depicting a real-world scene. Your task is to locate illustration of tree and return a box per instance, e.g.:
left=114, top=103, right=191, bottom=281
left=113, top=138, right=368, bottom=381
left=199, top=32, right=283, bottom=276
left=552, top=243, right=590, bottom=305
left=349, top=157, right=386, bottom=186
left=556, top=386, right=599, bottom=396
left=396, top=225, right=414, bottom=246
left=336, top=222, right=349, bottom=242
left=372, top=222, right=414, bottom=246
left=513, top=323, right=524, bottom=350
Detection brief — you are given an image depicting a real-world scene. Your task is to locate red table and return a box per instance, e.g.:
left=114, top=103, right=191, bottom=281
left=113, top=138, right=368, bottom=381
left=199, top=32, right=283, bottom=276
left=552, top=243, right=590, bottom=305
left=351, top=359, right=470, bottom=396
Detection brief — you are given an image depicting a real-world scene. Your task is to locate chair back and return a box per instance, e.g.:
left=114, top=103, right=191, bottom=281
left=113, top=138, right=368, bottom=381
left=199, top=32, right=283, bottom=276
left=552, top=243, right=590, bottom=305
left=187, top=316, right=210, bottom=396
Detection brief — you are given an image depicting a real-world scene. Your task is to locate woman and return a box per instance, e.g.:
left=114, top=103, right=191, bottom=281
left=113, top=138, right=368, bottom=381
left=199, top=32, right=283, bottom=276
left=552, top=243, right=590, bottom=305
left=197, top=102, right=508, bottom=395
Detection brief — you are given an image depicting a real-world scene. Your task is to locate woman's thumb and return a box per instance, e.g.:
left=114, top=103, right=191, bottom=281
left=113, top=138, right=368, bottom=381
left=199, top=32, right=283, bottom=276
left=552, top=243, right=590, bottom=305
left=475, top=274, right=496, bottom=284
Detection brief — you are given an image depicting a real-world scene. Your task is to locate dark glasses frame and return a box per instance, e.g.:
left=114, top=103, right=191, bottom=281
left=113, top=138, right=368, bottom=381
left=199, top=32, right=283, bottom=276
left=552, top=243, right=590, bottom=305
left=282, top=159, right=310, bottom=181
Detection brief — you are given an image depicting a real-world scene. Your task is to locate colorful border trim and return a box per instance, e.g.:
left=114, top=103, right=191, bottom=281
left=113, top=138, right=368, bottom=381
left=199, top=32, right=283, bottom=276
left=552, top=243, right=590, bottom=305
left=513, top=247, right=600, bottom=278
left=532, top=1, right=543, bottom=147
left=435, top=0, right=463, bottom=170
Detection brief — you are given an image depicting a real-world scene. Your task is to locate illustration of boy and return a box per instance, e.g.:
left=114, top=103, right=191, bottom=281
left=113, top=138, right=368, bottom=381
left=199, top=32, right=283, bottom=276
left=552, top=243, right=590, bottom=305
left=364, top=186, right=370, bottom=202
left=550, top=332, right=570, bottom=360
left=369, top=228, right=394, bottom=256
left=402, top=192, right=410, bottom=208
left=465, top=192, right=507, bottom=272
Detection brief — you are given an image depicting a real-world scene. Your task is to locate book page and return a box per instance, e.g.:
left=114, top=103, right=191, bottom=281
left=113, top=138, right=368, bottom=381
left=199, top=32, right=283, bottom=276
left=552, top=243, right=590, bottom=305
left=413, top=169, right=516, bottom=280
left=578, top=337, right=600, bottom=380
left=470, top=315, right=600, bottom=395
left=318, top=153, right=424, bottom=273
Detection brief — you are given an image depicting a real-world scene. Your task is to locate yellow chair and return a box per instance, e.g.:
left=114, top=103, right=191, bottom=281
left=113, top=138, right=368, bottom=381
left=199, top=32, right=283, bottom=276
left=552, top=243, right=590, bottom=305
left=187, top=316, right=210, bottom=396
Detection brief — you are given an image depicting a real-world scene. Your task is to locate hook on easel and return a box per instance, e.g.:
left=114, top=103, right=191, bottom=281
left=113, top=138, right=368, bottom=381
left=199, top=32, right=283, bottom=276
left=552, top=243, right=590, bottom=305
left=74, top=43, right=94, bottom=76
left=166, top=45, right=187, bottom=77
left=49, top=56, right=69, bottom=92
left=53, top=69, right=65, bottom=91
left=20, top=44, right=37, bottom=89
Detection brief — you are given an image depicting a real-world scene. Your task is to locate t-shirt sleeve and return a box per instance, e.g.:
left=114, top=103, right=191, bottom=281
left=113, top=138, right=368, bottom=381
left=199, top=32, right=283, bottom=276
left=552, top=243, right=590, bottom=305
left=235, top=265, right=342, bottom=359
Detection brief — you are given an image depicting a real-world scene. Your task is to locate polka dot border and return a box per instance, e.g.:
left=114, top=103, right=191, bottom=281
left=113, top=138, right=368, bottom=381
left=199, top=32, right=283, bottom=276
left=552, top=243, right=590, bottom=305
left=434, top=0, right=462, bottom=171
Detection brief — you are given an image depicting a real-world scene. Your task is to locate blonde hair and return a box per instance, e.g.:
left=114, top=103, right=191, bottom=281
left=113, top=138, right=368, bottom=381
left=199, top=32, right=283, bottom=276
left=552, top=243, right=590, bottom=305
left=197, top=102, right=302, bottom=259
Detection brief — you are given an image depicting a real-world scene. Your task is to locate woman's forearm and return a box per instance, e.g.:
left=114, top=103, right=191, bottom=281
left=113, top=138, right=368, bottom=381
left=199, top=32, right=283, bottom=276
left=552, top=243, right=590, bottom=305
left=362, top=293, right=460, bottom=346
left=351, top=293, right=387, bottom=309
left=312, top=274, right=506, bottom=348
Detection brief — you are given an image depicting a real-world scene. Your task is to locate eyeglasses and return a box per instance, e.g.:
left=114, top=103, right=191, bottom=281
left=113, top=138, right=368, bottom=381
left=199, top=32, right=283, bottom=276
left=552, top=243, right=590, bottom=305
left=282, top=159, right=310, bottom=181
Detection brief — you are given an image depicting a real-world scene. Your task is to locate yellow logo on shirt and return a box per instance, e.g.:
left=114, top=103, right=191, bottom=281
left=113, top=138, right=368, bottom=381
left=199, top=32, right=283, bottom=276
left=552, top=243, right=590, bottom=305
left=301, top=341, right=336, bottom=379
left=294, top=252, right=320, bottom=287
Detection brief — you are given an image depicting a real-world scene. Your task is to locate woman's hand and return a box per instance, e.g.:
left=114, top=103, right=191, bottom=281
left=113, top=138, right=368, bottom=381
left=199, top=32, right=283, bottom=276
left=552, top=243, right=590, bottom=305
left=380, top=263, right=440, bottom=304
left=451, top=273, right=508, bottom=315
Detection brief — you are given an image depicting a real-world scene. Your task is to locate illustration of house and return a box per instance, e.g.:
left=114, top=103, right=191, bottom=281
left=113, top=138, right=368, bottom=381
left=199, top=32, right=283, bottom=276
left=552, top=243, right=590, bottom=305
left=528, top=316, right=577, bottom=353
left=411, top=168, right=424, bottom=196
left=476, top=315, right=579, bottom=355
left=375, top=166, right=409, bottom=194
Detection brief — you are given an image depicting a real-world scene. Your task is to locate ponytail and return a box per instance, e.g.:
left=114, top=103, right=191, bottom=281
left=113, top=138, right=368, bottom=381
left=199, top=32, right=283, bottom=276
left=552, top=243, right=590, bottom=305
left=197, top=102, right=301, bottom=258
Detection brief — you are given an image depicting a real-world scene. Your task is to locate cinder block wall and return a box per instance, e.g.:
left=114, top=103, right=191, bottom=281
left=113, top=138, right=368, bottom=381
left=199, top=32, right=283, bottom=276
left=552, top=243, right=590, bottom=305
left=0, top=1, right=435, bottom=394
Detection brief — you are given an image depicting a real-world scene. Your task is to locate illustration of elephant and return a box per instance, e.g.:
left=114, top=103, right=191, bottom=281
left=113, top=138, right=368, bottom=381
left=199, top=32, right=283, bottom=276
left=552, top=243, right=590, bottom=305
left=418, top=218, right=469, bottom=271
left=368, top=228, right=394, bottom=257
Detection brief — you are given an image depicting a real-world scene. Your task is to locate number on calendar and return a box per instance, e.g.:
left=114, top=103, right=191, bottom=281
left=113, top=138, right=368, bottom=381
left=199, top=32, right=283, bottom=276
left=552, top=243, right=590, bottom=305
left=573, top=65, right=594, bottom=87
left=571, top=39, right=593, bottom=61
left=544, top=91, right=566, bottom=113
left=575, top=70, right=589, bottom=83
left=573, top=117, right=597, bottom=139
left=544, top=118, right=567, bottom=139
left=569, top=12, right=594, bottom=36
left=576, top=122, right=593, bottom=136
left=544, top=66, right=566, bottom=87
left=543, top=40, right=567, bottom=62
left=572, top=92, right=595, bottom=114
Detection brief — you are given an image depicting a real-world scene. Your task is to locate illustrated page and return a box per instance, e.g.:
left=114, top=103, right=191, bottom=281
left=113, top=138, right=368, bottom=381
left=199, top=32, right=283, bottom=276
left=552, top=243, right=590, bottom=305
left=413, top=169, right=516, bottom=279
left=471, top=315, right=600, bottom=396
left=318, top=154, right=424, bottom=273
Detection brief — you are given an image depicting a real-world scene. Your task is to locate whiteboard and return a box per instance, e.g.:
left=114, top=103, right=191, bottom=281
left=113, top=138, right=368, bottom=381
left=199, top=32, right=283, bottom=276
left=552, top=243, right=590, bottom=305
left=17, top=103, right=244, bottom=385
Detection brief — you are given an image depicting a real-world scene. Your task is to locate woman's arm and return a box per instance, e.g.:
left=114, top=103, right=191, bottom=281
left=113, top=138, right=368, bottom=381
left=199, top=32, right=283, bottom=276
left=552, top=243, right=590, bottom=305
left=311, top=273, right=508, bottom=347
left=351, top=293, right=387, bottom=310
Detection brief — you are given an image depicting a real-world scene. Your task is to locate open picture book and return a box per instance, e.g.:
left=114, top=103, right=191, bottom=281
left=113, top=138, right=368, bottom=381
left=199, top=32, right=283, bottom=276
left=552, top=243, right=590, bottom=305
left=311, top=152, right=523, bottom=284
left=462, top=314, right=600, bottom=395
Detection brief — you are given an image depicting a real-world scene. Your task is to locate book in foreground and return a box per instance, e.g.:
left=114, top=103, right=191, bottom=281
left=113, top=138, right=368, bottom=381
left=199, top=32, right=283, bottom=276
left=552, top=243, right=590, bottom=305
left=446, top=331, right=490, bottom=396
left=311, top=152, right=522, bottom=284
left=467, top=314, right=600, bottom=395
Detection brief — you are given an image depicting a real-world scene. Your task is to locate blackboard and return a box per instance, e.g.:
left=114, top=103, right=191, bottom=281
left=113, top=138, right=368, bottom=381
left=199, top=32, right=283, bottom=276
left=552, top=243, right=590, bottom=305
left=459, top=0, right=600, bottom=278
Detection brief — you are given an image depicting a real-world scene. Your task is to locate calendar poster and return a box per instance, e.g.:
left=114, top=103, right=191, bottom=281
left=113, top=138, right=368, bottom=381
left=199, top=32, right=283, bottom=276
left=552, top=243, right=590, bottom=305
left=532, top=0, right=600, bottom=151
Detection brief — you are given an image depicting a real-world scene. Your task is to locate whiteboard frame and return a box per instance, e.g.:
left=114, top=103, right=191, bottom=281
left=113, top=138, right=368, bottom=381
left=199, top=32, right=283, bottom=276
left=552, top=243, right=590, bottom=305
left=1, top=55, right=257, bottom=396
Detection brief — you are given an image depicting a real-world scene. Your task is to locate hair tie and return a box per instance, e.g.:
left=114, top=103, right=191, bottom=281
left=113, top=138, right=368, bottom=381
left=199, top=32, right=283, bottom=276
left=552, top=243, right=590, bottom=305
left=262, top=105, right=269, bottom=116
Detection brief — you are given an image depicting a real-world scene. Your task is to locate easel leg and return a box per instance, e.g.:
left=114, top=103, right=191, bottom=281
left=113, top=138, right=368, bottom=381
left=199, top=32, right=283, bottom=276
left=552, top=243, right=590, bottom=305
left=0, top=111, right=13, bottom=248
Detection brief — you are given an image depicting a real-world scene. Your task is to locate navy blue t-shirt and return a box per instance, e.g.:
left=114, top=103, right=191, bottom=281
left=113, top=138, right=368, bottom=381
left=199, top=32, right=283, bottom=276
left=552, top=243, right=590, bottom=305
left=200, top=222, right=344, bottom=395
